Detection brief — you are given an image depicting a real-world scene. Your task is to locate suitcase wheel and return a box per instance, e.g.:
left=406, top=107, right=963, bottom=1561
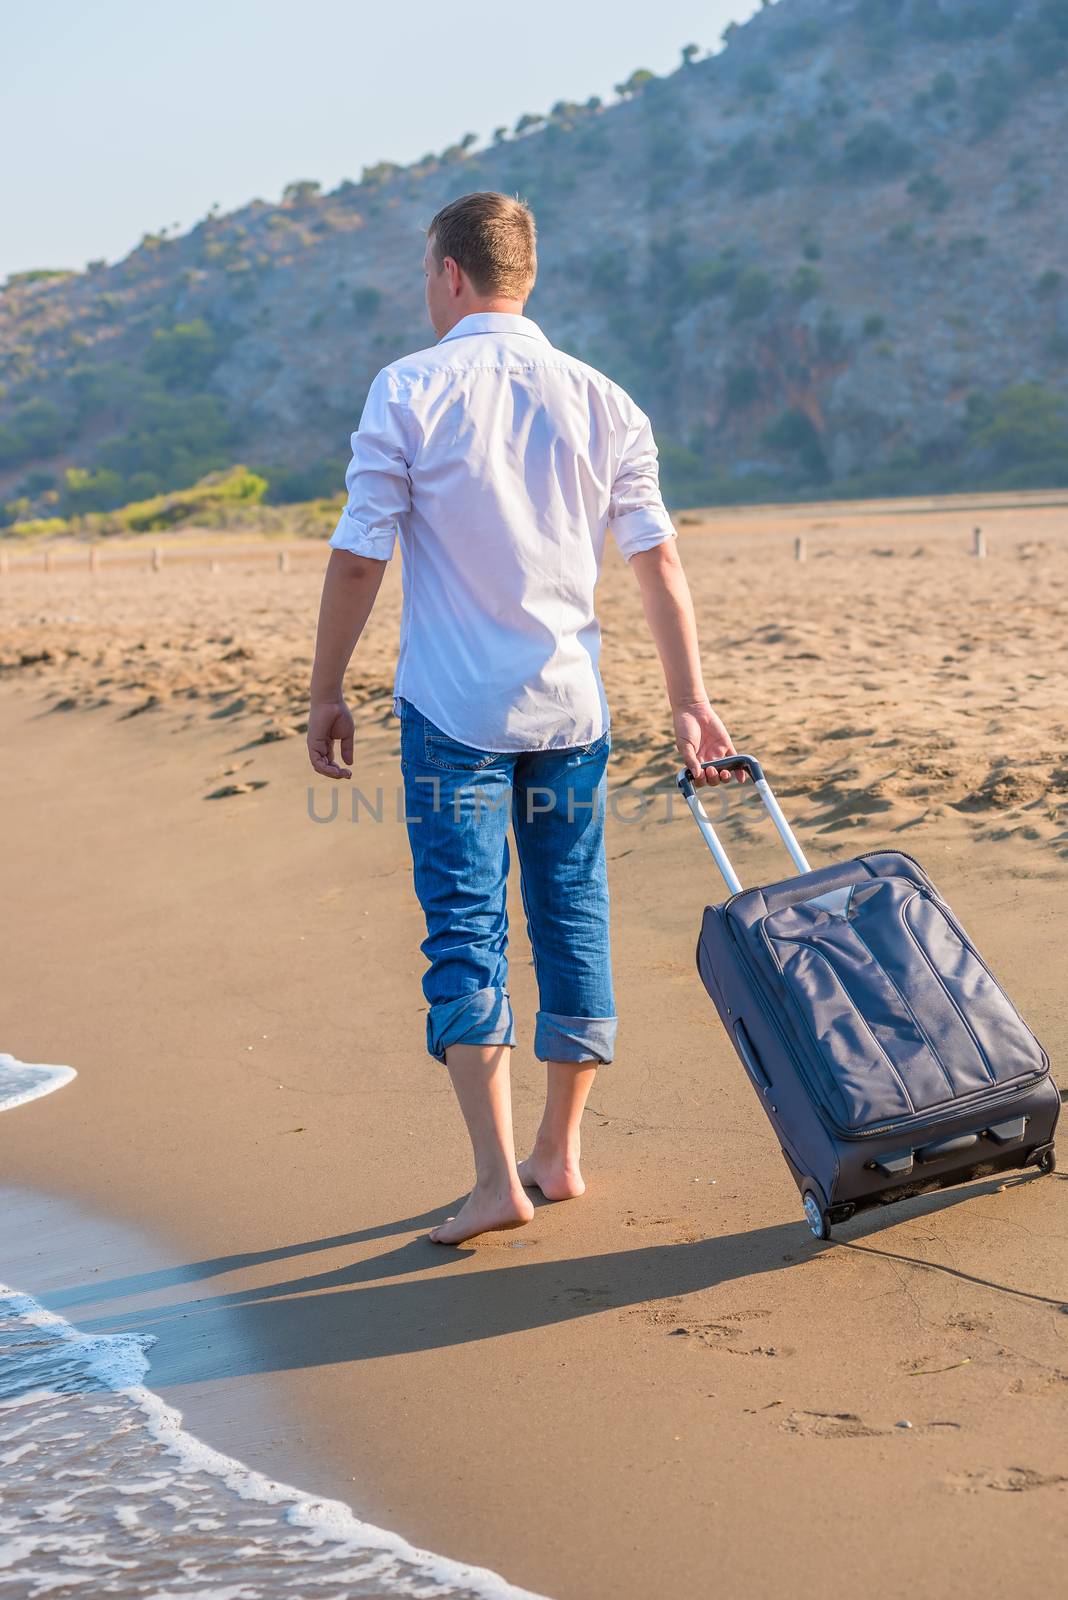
left=802, top=1189, right=832, bottom=1241
left=1037, top=1145, right=1057, bottom=1175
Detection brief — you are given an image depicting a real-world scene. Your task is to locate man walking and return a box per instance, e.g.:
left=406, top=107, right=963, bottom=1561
left=308, top=191, right=738, bottom=1244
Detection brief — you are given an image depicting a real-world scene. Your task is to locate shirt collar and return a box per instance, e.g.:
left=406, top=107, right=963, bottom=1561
left=438, top=311, right=549, bottom=345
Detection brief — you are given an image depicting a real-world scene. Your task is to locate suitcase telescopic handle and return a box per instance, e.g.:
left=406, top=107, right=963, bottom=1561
left=676, top=755, right=812, bottom=894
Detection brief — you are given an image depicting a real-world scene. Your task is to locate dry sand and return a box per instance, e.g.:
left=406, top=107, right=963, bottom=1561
left=1, top=498, right=1067, bottom=1597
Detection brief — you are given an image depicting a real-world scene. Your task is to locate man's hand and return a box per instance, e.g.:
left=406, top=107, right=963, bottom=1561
left=673, top=698, right=744, bottom=786
left=307, top=699, right=355, bottom=780
left=306, top=550, right=387, bottom=780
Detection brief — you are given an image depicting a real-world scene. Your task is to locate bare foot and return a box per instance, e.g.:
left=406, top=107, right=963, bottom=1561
left=518, top=1147, right=586, bottom=1201
left=428, top=1183, right=535, bottom=1246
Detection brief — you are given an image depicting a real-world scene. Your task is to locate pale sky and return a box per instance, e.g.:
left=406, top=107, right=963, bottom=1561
left=4, top=0, right=760, bottom=281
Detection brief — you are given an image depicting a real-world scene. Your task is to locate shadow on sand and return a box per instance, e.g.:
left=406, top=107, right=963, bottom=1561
left=51, top=1169, right=1063, bottom=1388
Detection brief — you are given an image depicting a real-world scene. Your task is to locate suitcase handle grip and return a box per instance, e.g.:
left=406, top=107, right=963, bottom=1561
left=700, top=755, right=765, bottom=784
left=676, top=754, right=811, bottom=894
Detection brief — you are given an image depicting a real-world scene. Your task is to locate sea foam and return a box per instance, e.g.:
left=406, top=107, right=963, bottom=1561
left=0, top=1053, right=549, bottom=1598
left=0, top=1051, right=77, bottom=1112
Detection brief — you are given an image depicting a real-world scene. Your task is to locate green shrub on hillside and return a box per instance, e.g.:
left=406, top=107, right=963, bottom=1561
left=13, top=389, right=240, bottom=519
left=724, top=365, right=762, bottom=409
left=730, top=268, right=774, bottom=321
left=842, top=121, right=915, bottom=177
left=614, top=69, right=656, bottom=99
left=971, top=57, right=1015, bottom=133
left=907, top=170, right=953, bottom=211
left=817, top=308, right=847, bottom=359
left=0, top=399, right=66, bottom=465
left=352, top=286, right=383, bottom=317
left=117, top=467, right=266, bottom=531
left=739, top=157, right=779, bottom=196
left=684, top=253, right=740, bottom=301
left=968, top=382, right=1068, bottom=474
left=656, top=437, right=784, bottom=508
left=740, top=63, right=777, bottom=97
left=3, top=269, right=75, bottom=291
left=791, top=264, right=823, bottom=302
left=143, top=318, right=219, bottom=389
left=97, top=392, right=232, bottom=483
left=773, top=19, right=828, bottom=54
left=948, top=234, right=987, bottom=256
left=1015, top=0, right=1068, bottom=75
left=62, top=467, right=125, bottom=514
left=854, top=0, right=908, bottom=54
left=259, top=458, right=344, bottom=504
left=777, top=118, right=824, bottom=161
left=910, top=1, right=1021, bottom=41
left=588, top=250, right=629, bottom=295
left=282, top=180, right=322, bottom=205
left=574, top=127, right=611, bottom=161
left=763, top=408, right=830, bottom=481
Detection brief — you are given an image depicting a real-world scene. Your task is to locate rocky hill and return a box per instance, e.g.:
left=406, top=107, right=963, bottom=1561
left=3, top=0, right=1068, bottom=526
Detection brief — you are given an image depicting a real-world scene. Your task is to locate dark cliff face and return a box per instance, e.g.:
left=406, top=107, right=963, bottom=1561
left=3, top=0, right=1067, bottom=522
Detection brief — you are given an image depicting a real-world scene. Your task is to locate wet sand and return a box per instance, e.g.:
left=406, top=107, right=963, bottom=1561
left=1, top=500, right=1066, bottom=1595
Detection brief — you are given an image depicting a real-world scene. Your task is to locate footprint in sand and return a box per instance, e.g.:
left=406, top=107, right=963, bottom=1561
left=205, top=780, right=269, bottom=799
left=784, top=1411, right=886, bottom=1439
left=945, top=1466, right=1067, bottom=1494
left=629, top=1299, right=685, bottom=1326
left=663, top=1310, right=785, bottom=1354
left=556, top=1286, right=614, bottom=1307
left=945, top=1312, right=993, bottom=1333
left=667, top=1323, right=738, bottom=1344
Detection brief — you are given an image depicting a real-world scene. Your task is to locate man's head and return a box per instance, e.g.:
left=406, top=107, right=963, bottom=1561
left=424, top=191, right=537, bottom=338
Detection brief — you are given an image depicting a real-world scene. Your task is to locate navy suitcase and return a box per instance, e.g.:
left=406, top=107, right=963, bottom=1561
left=681, top=755, right=1059, bottom=1239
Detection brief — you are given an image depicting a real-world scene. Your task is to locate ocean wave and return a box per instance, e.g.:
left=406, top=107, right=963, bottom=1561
left=0, top=1054, right=549, bottom=1599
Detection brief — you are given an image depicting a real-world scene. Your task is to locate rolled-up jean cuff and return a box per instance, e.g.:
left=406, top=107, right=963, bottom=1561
left=534, top=1011, right=617, bottom=1065
left=427, top=988, right=516, bottom=1063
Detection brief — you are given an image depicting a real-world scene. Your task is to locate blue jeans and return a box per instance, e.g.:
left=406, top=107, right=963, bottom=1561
left=398, top=699, right=617, bottom=1065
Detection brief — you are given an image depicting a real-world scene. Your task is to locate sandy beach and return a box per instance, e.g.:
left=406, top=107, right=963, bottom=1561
left=2, top=498, right=1067, bottom=1597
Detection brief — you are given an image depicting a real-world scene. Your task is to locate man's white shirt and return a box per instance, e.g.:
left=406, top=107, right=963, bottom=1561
left=329, top=311, right=676, bottom=750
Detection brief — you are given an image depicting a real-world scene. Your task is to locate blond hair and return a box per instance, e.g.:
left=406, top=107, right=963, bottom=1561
left=427, top=191, right=537, bottom=301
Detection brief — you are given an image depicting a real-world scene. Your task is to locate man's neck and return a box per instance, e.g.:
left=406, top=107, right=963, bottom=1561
left=442, top=300, right=525, bottom=335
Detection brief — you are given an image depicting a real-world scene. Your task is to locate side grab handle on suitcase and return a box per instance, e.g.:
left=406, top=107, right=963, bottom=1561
left=677, top=753, right=811, bottom=894
left=734, top=1019, right=772, bottom=1092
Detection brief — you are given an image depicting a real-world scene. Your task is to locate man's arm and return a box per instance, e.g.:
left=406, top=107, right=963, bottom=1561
left=607, top=400, right=739, bottom=786
left=307, top=552, right=387, bottom=779
left=307, top=368, right=412, bottom=780
left=630, top=540, right=740, bottom=786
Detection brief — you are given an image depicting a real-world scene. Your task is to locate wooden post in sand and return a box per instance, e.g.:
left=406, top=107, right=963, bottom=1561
left=0, top=547, right=8, bottom=577
left=89, top=545, right=100, bottom=574
left=44, top=548, right=55, bottom=573
left=972, top=526, right=986, bottom=558
left=151, top=545, right=163, bottom=572
left=277, top=549, right=290, bottom=574
left=210, top=558, right=221, bottom=575
left=794, top=535, right=806, bottom=563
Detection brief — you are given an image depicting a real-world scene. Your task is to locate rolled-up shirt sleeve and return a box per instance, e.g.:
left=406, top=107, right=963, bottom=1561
left=608, top=405, right=677, bottom=560
left=329, top=369, right=412, bottom=561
